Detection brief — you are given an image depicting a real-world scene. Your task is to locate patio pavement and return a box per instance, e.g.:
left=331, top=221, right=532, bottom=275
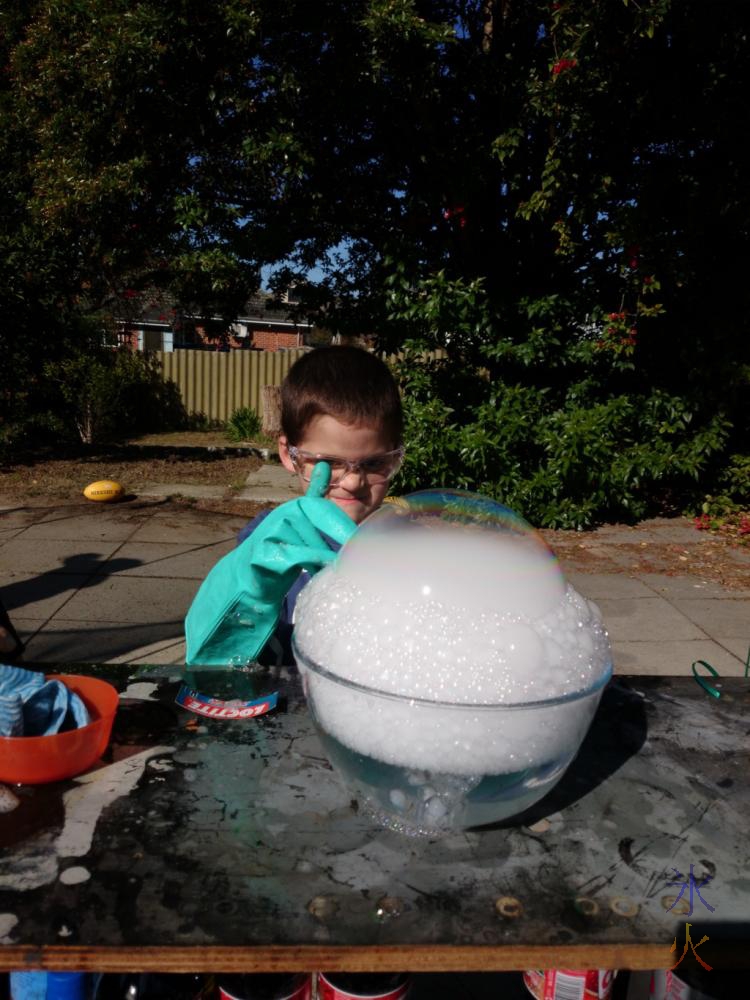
left=1, top=483, right=748, bottom=676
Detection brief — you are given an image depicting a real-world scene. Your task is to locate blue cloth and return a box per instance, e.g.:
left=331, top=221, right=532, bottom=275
left=0, top=665, right=90, bottom=737
left=236, top=509, right=341, bottom=664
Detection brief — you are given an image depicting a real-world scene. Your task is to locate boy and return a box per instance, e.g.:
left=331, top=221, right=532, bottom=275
left=184, top=346, right=404, bottom=666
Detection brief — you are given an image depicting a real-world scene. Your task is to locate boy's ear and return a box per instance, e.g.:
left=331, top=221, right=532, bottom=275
left=278, top=436, right=296, bottom=474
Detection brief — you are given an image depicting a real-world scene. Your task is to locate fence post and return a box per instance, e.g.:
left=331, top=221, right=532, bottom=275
left=262, top=385, right=282, bottom=437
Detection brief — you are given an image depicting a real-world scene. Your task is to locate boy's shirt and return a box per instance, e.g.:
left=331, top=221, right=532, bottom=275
left=237, top=510, right=341, bottom=665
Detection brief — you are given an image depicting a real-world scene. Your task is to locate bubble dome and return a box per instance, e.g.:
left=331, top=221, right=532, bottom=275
left=293, top=490, right=612, bottom=835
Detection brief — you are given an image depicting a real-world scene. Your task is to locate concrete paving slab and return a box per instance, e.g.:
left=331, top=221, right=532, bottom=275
left=716, top=637, right=750, bottom=665
left=22, top=509, right=141, bottom=542
left=596, top=596, right=705, bottom=642
left=244, top=463, right=297, bottom=488
left=54, top=574, right=200, bottom=624
left=236, top=463, right=299, bottom=502
left=633, top=573, right=750, bottom=599
left=138, top=482, right=227, bottom=499
left=669, top=597, right=750, bottom=638
left=20, top=619, right=185, bottom=664
left=566, top=572, right=655, bottom=599
left=0, top=571, right=92, bottom=620
left=127, top=510, right=246, bottom=545
left=599, top=545, right=652, bottom=570
left=234, top=488, right=290, bottom=503
left=587, top=524, right=661, bottom=545
left=108, top=635, right=187, bottom=665
left=99, top=540, right=235, bottom=579
left=611, top=639, right=746, bottom=676
left=2, top=616, right=42, bottom=647
left=636, top=517, right=704, bottom=544
left=0, top=507, right=50, bottom=528
left=0, top=525, right=26, bottom=541
left=0, top=538, right=122, bottom=575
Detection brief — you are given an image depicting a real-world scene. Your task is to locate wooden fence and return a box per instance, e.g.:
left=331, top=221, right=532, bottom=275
left=155, top=349, right=307, bottom=423
left=154, top=346, right=447, bottom=424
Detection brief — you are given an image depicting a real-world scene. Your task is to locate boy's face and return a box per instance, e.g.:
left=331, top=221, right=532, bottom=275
left=279, top=414, right=399, bottom=525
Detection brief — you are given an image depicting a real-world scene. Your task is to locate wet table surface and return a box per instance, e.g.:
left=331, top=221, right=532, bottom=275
left=0, top=666, right=748, bottom=973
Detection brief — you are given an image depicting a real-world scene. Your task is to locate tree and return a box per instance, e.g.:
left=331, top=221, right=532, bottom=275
left=2, top=1, right=748, bottom=523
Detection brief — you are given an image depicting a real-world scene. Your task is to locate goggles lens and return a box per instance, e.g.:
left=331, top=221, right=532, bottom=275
left=290, top=447, right=404, bottom=485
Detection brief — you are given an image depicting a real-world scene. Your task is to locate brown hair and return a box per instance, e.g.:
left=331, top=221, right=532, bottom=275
left=281, top=346, right=403, bottom=447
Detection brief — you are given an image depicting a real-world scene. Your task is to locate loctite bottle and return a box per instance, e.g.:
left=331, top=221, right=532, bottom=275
left=180, top=661, right=281, bottom=722
left=317, top=973, right=411, bottom=1000
left=217, top=973, right=312, bottom=1000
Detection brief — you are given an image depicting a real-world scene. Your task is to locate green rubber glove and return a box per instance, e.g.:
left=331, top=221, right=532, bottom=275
left=184, top=462, right=357, bottom=666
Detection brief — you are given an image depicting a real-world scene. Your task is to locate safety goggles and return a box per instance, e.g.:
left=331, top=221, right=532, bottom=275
left=288, top=445, right=405, bottom=486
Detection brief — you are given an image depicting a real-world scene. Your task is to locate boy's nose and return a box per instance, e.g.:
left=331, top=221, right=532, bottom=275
left=338, top=465, right=366, bottom=488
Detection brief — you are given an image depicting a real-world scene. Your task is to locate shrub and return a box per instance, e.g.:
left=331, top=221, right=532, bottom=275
left=390, top=352, right=731, bottom=529
left=718, top=454, right=750, bottom=504
left=43, top=344, right=187, bottom=445
left=692, top=453, right=750, bottom=520
left=226, top=406, right=262, bottom=443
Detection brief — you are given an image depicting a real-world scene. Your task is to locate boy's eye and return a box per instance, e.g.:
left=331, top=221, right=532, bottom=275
left=326, top=459, right=350, bottom=475
left=360, top=457, right=389, bottom=474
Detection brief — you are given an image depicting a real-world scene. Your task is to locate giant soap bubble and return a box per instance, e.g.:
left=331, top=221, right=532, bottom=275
left=293, top=490, right=611, bottom=835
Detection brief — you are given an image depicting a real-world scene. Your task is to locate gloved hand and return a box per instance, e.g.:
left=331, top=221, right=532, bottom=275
left=185, top=462, right=357, bottom=666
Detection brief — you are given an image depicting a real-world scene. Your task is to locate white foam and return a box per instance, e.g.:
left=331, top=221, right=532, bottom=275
left=294, top=517, right=611, bottom=776
left=334, top=519, right=566, bottom=620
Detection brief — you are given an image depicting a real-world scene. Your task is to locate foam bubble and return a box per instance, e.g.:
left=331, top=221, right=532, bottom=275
left=294, top=490, right=612, bottom=776
left=334, top=490, right=565, bottom=621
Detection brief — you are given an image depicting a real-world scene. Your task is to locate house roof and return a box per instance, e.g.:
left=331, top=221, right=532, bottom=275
left=118, top=289, right=311, bottom=329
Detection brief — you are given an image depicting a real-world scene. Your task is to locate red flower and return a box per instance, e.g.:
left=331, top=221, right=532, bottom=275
left=552, top=58, right=577, bottom=76
left=629, top=257, right=639, bottom=269
left=739, top=516, right=750, bottom=536
left=643, top=275, right=654, bottom=286
left=694, top=514, right=711, bottom=531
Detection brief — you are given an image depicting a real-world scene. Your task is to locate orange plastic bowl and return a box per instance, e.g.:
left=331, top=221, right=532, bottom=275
left=0, top=674, right=119, bottom=785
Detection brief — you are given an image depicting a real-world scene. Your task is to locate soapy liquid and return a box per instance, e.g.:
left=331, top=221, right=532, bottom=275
left=316, top=725, right=572, bottom=835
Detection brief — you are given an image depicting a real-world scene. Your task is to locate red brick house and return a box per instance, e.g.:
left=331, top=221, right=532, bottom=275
left=118, top=290, right=314, bottom=352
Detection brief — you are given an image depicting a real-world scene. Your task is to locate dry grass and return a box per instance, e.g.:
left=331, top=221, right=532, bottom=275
left=545, top=527, right=750, bottom=592
left=0, top=433, right=265, bottom=505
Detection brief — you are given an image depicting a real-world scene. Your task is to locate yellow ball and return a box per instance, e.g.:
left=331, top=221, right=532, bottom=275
left=83, top=480, right=124, bottom=503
